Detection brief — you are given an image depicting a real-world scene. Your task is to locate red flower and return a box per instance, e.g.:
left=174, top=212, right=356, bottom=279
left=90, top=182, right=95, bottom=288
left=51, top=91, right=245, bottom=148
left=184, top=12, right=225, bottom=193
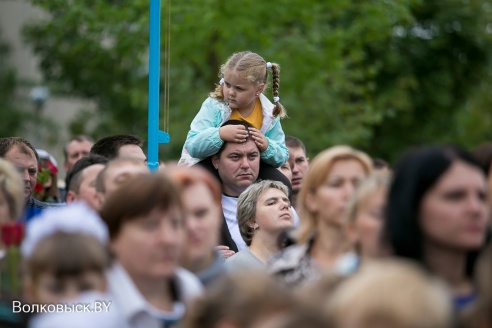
left=1, top=223, right=25, bottom=246
left=46, top=161, right=58, bottom=175
left=34, top=182, right=44, bottom=193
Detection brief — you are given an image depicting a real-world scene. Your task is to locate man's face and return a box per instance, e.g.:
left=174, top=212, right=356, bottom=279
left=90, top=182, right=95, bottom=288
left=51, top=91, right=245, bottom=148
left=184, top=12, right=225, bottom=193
left=212, top=140, right=260, bottom=197
left=5, top=146, right=37, bottom=202
left=118, top=144, right=147, bottom=163
left=70, top=164, right=105, bottom=211
left=64, top=140, right=93, bottom=173
left=288, top=147, right=309, bottom=195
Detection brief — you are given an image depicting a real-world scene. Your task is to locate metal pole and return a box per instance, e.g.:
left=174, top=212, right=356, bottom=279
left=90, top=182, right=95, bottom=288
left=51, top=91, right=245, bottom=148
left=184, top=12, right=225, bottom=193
left=147, top=0, right=161, bottom=172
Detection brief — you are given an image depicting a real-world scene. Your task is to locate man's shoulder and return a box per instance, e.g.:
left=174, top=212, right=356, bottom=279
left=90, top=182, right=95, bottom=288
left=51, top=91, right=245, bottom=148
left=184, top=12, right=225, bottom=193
left=26, top=197, right=66, bottom=209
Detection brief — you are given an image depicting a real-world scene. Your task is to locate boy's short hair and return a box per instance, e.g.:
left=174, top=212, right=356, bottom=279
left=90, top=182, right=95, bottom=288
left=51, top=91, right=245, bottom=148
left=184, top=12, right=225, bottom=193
left=285, top=135, right=306, bottom=155
left=90, top=135, right=143, bottom=160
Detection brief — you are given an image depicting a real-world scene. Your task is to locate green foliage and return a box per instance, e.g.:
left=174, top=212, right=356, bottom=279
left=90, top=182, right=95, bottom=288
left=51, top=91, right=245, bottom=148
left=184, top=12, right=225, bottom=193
left=22, top=0, right=492, bottom=163
left=0, top=29, right=26, bottom=138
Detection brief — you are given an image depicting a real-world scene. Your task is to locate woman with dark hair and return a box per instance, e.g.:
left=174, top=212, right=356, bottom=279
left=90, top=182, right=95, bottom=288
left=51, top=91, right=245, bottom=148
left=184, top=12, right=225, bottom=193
left=385, top=145, right=490, bottom=311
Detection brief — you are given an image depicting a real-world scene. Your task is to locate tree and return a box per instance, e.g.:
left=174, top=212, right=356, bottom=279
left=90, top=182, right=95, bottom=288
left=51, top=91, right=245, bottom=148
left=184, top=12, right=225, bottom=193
left=22, top=0, right=492, bottom=163
left=0, top=28, right=26, bottom=137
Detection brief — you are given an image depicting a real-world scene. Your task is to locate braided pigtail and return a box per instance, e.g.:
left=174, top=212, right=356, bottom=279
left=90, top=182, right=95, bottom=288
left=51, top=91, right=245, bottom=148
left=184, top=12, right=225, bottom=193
left=269, top=63, right=287, bottom=118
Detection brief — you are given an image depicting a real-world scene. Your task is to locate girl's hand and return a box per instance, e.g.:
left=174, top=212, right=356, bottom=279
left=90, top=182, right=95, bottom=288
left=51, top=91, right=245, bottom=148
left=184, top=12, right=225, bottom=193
left=248, top=127, right=268, bottom=152
left=216, top=245, right=235, bottom=260
left=219, top=125, right=249, bottom=143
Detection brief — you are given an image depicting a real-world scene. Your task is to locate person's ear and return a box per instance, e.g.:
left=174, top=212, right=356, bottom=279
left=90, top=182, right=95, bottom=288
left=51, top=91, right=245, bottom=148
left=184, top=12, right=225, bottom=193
left=96, top=192, right=105, bottom=210
left=65, top=190, right=78, bottom=203
left=257, top=83, right=265, bottom=95
left=212, top=155, right=220, bottom=170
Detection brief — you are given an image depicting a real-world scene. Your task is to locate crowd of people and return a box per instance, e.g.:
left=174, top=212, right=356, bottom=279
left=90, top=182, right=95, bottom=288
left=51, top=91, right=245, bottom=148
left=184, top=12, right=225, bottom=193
left=0, top=50, right=492, bottom=328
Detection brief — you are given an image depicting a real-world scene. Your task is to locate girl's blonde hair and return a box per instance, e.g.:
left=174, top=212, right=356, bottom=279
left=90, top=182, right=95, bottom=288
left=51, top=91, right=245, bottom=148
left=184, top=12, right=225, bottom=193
left=210, top=51, right=286, bottom=118
left=295, top=145, right=373, bottom=243
left=0, top=158, right=24, bottom=221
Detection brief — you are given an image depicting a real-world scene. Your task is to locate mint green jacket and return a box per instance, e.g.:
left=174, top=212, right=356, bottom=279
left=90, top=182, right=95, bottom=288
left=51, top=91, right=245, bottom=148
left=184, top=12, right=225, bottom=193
left=179, top=94, right=288, bottom=167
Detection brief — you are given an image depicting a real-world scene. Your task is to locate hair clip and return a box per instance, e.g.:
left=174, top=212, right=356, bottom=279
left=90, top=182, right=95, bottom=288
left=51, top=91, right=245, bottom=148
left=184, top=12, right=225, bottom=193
left=219, top=78, right=224, bottom=85
left=273, top=96, right=280, bottom=103
left=266, top=62, right=273, bottom=69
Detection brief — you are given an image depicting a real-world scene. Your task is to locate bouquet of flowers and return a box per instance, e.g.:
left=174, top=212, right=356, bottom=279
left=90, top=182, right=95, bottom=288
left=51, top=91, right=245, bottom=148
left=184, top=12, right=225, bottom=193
left=1, top=222, right=24, bottom=298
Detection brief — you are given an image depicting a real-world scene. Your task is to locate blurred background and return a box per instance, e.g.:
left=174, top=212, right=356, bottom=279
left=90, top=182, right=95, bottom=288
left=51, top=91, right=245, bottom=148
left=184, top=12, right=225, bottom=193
left=1, top=0, right=492, bottom=175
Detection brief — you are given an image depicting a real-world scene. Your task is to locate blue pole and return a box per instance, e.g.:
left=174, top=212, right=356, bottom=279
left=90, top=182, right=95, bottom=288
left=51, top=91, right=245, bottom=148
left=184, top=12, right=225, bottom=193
left=147, top=0, right=162, bottom=172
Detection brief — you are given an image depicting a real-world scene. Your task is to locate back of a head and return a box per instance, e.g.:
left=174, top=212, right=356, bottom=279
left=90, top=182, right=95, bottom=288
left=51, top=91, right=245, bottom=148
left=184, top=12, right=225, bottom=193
left=95, top=156, right=147, bottom=194
left=326, top=259, right=453, bottom=328
left=66, top=154, right=108, bottom=193
left=90, top=135, right=143, bottom=160
left=182, top=272, right=296, bottom=328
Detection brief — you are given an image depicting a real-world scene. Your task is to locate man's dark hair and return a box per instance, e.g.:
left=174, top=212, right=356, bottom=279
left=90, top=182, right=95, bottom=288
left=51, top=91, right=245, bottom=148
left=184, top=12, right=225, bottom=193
left=63, top=135, right=94, bottom=161
left=90, top=135, right=143, bottom=160
left=66, top=154, right=108, bottom=195
left=285, top=135, right=306, bottom=155
left=216, top=120, right=255, bottom=157
left=0, top=137, right=39, bottom=162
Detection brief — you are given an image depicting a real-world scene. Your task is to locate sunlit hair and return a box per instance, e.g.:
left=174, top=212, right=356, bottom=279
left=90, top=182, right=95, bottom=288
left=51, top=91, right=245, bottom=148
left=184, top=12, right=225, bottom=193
left=326, top=259, right=452, bottom=328
left=209, top=51, right=286, bottom=118
left=295, top=145, right=373, bottom=243
left=237, top=180, right=289, bottom=246
left=167, top=165, right=222, bottom=209
left=346, top=171, right=391, bottom=223
left=0, top=158, right=24, bottom=221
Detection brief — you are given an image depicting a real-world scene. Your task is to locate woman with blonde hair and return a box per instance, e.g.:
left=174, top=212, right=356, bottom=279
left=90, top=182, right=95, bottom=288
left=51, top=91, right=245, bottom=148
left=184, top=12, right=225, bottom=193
left=268, top=145, right=372, bottom=287
left=345, top=171, right=391, bottom=262
left=0, top=158, right=24, bottom=224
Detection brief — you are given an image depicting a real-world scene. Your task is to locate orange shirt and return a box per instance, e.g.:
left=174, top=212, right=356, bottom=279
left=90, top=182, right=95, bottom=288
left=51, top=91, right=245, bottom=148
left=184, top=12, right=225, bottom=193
left=229, top=99, right=263, bottom=130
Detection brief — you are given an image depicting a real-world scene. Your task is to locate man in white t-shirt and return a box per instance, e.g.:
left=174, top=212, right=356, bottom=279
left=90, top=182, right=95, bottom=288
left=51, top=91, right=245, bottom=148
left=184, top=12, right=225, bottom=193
left=212, top=133, right=261, bottom=253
